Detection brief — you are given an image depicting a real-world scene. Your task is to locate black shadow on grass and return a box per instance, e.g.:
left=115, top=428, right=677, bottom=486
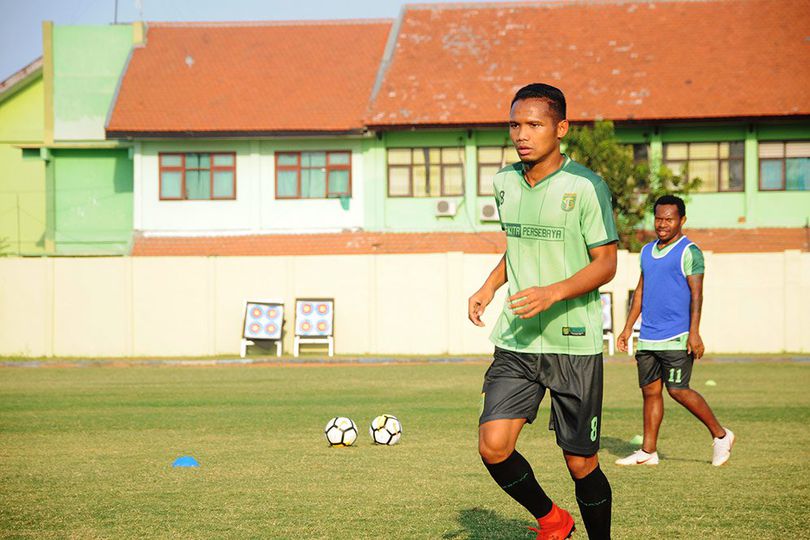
left=442, top=507, right=532, bottom=539
left=601, top=436, right=706, bottom=463
left=661, top=455, right=707, bottom=464
left=599, top=435, right=638, bottom=458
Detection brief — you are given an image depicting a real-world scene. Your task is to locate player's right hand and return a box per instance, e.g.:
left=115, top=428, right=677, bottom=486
left=468, top=288, right=494, bottom=327
left=617, top=329, right=631, bottom=352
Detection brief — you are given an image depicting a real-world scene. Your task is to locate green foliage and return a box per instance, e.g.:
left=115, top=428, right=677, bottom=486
left=564, top=121, right=700, bottom=251
left=0, top=361, right=808, bottom=538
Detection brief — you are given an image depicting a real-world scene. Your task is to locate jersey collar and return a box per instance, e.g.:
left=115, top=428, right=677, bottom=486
left=652, top=234, right=687, bottom=258
left=521, top=154, right=570, bottom=189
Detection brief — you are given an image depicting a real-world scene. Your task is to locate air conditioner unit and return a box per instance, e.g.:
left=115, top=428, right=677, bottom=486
left=435, top=199, right=458, bottom=217
left=479, top=201, right=500, bottom=222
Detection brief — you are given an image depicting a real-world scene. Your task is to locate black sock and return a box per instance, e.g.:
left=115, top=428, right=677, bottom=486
left=574, top=465, right=612, bottom=539
left=483, top=450, right=553, bottom=519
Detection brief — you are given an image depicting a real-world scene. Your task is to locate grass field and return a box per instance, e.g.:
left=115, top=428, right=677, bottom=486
left=1, top=360, right=808, bottom=539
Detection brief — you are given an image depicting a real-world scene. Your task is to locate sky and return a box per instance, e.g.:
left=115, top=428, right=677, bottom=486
left=0, top=0, right=531, bottom=82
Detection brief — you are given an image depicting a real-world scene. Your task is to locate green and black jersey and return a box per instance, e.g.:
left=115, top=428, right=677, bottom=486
left=490, top=155, right=618, bottom=355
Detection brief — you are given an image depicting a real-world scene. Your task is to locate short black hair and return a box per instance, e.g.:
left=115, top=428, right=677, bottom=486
left=654, top=195, right=686, bottom=218
left=511, top=83, right=566, bottom=122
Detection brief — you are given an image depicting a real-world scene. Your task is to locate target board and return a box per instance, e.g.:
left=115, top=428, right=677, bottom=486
left=600, top=292, right=613, bottom=332
left=243, top=302, right=284, bottom=340
left=295, top=299, right=333, bottom=337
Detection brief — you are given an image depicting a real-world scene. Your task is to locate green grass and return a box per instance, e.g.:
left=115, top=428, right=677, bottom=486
left=0, top=361, right=808, bottom=539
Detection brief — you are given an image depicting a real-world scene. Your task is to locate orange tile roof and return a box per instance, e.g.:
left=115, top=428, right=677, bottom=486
left=368, top=0, right=810, bottom=126
left=107, top=20, right=392, bottom=136
left=131, top=228, right=808, bottom=256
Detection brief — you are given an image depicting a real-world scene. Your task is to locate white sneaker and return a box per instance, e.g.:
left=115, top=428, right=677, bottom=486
left=712, top=428, right=735, bottom=466
left=615, top=449, right=659, bottom=466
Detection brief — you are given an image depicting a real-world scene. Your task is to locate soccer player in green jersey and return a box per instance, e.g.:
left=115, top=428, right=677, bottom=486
left=615, top=195, right=734, bottom=467
left=468, top=83, right=617, bottom=540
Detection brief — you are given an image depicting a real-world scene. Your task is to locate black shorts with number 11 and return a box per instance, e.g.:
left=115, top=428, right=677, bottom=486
left=636, top=349, right=694, bottom=389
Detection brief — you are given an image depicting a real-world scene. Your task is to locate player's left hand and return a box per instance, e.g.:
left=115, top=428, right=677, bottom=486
left=687, top=332, right=705, bottom=360
left=508, top=286, right=559, bottom=319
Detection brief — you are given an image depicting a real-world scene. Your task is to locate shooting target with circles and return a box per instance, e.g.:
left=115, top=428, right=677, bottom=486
left=243, top=302, right=284, bottom=339
left=296, top=299, right=334, bottom=336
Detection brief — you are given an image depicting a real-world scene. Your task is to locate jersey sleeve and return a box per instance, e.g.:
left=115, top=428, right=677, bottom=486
left=580, top=179, right=619, bottom=249
left=683, top=244, right=705, bottom=275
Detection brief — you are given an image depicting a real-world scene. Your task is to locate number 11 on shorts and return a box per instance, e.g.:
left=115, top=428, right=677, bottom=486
left=668, top=368, right=682, bottom=384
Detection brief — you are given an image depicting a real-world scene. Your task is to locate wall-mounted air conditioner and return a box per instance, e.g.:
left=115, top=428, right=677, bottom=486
left=435, top=199, right=458, bottom=217
left=479, top=201, right=499, bottom=222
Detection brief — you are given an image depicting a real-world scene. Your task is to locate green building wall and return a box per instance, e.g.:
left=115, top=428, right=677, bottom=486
left=372, top=129, right=507, bottom=232
left=45, top=23, right=136, bottom=254
left=49, top=149, right=133, bottom=255
left=52, top=25, right=134, bottom=141
left=619, top=122, right=810, bottom=229
left=0, top=75, right=47, bottom=256
left=368, top=122, right=810, bottom=232
left=748, top=124, right=810, bottom=228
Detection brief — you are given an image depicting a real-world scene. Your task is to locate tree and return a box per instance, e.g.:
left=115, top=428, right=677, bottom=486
left=564, top=121, right=700, bottom=251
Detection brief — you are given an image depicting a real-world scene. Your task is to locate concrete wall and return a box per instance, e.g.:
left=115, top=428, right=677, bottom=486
left=1, top=250, right=807, bottom=358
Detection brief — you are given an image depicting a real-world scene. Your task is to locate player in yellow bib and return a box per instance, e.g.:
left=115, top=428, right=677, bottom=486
left=469, top=83, right=618, bottom=540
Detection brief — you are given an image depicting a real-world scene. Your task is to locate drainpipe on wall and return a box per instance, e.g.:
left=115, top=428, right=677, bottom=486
left=743, top=124, right=757, bottom=228
left=41, top=21, right=56, bottom=254
left=464, top=130, right=477, bottom=231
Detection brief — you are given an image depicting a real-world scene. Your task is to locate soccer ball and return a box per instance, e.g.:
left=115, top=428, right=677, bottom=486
left=369, top=414, right=402, bottom=445
left=324, top=417, right=358, bottom=447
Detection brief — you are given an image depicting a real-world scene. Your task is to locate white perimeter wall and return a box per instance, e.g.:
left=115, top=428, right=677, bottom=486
left=134, top=139, right=367, bottom=234
left=0, top=250, right=808, bottom=357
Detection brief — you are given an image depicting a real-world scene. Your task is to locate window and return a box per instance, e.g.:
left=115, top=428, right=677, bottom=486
left=159, top=153, right=236, bottom=200
left=663, top=142, right=744, bottom=192
left=275, top=151, right=351, bottom=199
left=759, top=141, right=810, bottom=191
left=632, top=143, right=649, bottom=164
left=477, top=146, right=519, bottom=195
left=387, top=147, right=464, bottom=197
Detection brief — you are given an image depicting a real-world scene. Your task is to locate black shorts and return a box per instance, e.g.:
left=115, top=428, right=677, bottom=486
left=636, top=349, right=693, bottom=389
left=479, top=347, right=604, bottom=455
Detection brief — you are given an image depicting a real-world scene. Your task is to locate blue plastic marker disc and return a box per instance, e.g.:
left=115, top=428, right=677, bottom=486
left=172, top=456, right=199, bottom=467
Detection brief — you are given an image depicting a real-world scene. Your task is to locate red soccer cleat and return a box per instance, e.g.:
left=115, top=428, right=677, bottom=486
left=527, top=503, right=576, bottom=540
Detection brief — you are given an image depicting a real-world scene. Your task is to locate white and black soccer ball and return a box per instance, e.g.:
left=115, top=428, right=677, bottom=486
left=369, top=414, right=402, bottom=446
left=324, top=417, right=358, bottom=447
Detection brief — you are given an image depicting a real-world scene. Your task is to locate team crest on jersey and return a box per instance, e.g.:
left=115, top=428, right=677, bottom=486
left=561, top=193, right=577, bottom=212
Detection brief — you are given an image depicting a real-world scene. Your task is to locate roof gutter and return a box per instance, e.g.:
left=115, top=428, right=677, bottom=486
left=0, top=58, right=43, bottom=104
left=105, top=128, right=371, bottom=139
left=366, top=114, right=810, bottom=131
